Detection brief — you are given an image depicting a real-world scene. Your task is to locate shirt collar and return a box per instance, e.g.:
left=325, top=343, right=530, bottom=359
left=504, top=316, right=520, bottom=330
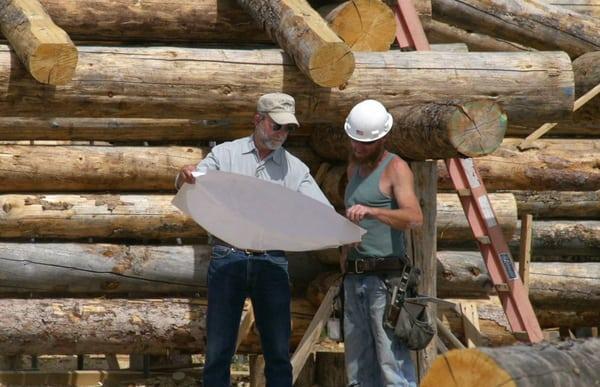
left=246, top=135, right=284, bottom=165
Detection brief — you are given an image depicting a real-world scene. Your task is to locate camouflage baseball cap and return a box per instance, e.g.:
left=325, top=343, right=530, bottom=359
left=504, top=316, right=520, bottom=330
left=257, top=93, right=300, bottom=127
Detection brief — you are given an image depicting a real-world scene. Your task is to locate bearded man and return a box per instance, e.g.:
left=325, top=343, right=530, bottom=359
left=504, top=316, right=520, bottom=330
left=177, top=93, right=331, bottom=387
left=341, top=99, right=423, bottom=387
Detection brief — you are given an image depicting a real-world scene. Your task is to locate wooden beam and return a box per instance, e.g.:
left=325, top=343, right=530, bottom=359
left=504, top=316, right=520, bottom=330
left=291, top=283, right=339, bottom=383
left=0, top=0, right=77, bottom=84
left=236, top=0, right=354, bottom=87
left=459, top=303, right=481, bottom=348
left=0, top=46, right=574, bottom=128
left=436, top=317, right=465, bottom=349
left=236, top=302, right=255, bottom=352
left=518, top=214, right=533, bottom=293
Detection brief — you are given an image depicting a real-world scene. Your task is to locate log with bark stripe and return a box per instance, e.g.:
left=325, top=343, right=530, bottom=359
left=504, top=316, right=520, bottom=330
left=0, top=295, right=595, bottom=354
left=421, top=339, right=600, bottom=387
left=431, top=0, right=600, bottom=58
left=0, top=297, right=315, bottom=355
left=0, top=46, right=574, bottom=127
left=512, top=190, right=600, bottom=219
left=0, top=145, right=321, bottom=191
left=0, top=193, right=516, bottom=243
left=1, top=0, right=430, bottom=44
left=548, top=0, right=600, bottom=16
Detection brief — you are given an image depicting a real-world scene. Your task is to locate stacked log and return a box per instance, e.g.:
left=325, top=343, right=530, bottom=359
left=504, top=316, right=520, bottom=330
left=421, top=339, right=600, bottom=386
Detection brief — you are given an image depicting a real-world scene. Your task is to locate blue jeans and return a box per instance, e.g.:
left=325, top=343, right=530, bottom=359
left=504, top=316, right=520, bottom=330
left=343, top=274, right=417, bottom=387
left=203, top=246, right=292, bottom=387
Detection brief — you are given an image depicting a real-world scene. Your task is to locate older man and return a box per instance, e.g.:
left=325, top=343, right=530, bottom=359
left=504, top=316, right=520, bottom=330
left=341, top=99, right=423, bottom=387
left=176, top=93, right=331, bottom=387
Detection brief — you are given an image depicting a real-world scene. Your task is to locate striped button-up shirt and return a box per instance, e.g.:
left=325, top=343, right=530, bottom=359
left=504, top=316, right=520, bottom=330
left=197, top=136, right=332, bottom=207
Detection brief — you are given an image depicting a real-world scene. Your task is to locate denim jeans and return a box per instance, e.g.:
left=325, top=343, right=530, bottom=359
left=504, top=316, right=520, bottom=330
left=343, top=274, right=417, bottom=387
left=203, top=245, right=292, bottom=387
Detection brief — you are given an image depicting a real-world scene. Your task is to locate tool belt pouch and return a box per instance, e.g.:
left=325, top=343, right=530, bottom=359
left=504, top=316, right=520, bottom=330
left=393, top=301, right=435, bottom=351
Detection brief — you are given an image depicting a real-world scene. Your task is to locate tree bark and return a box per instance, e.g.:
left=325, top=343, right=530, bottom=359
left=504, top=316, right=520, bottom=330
left=437, top=139, right=600, bottom=191
left=423, top=19, right=535, bottom=52
left=0, top=192, right=516, bottom=244
left=432, top=0, right=600, bottom=58
left=0, top=242, right=327, bottom=297
left=421, top=338, right=600, bottom=387
left=311, top=100, right=508, bottom=161
left=442, top=220, right=600, bottom=256
left=0, top=297, right=315, bottom=355
left=0, top=46, right=574, bottom=127
left=437, top=251, right=600, bottom=310
left=512, top=190, right=600, bottom=219
left=321, top=0, right=396, bottom=52
left=20, top=0, right=269, bottom=43
left=512, top=220, right=600, bottom=257
left=236, top=0, right=354, bottom=87
left=548, top=0, right=600, bottom=17
left=0, top=0, right=77, bottom=85
left=0, top=145, right=321, bottom=191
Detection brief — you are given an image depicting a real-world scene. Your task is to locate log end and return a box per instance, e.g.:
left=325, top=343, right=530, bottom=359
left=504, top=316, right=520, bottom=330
left=28, top=43, right=78, bottom=85
left=448, top=100, right=507, bottom=157
left=421, top=348, right=516, bottom=387
left=309, top=43, right=355, bottom=87
left=327, top=0, right=396, bottom=52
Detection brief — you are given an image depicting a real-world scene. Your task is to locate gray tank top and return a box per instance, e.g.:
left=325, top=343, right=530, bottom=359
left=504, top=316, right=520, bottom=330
left=344, top=153, right=406, bottom=260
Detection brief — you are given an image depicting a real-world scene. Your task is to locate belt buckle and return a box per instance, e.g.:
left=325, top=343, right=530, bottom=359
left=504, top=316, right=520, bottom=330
left=354, top=259, right=365, bottom=274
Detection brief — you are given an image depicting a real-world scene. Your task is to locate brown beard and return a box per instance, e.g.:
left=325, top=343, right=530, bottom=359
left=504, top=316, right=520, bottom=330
left=349, top=141, right=386, bottom=171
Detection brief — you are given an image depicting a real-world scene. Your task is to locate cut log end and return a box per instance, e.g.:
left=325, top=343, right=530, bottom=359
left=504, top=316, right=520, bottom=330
left=327, top=0, right=396, bottom=52
left=309, top=43, right=355, bottom=87
left=448, top=101, right=507, bottom=157
left=29, top=43, right=78, bottom=85
left=421, top=349, right=515, bottom=387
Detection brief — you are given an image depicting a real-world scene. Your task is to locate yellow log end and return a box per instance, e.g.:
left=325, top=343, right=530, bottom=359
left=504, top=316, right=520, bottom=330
left=421, top=348, right=517, bottom=387
left=309, top=42, right=355, bottom=88
left=29, top=43, right=78, bottom=85
left=329, top=0, right=396, bottom=52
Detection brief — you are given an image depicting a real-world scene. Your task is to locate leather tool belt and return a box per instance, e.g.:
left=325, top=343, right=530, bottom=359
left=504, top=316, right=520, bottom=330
left=345, top=258, right=408, bottom=274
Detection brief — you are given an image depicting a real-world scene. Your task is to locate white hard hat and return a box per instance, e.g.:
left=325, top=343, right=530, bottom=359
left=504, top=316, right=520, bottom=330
left=344, top=99, right=393, bottom=142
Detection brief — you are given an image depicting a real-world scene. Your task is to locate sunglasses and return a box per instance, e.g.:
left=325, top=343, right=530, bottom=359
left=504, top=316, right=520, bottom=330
left=272, top=122, right=294, bottom=132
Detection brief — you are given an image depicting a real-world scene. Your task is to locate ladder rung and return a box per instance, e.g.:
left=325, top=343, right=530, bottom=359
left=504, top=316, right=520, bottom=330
left=476, top=236, right=491, bottom=244
left=495, top=283, right=510, bottom=293
left=457, top=188, right=471, bottom=197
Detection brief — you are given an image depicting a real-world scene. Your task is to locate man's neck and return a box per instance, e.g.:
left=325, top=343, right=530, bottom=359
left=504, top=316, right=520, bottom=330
left=252, top=137, right=275, bottom=160
left=357, top=150, right=388, bottom=177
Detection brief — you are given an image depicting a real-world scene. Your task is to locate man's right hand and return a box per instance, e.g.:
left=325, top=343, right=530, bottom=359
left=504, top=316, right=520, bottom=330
left=177, top=164, right=198, bottom=189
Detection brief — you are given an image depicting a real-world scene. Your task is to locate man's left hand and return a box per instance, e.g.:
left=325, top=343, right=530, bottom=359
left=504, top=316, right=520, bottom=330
left=346, top=204, right=375, bottom=223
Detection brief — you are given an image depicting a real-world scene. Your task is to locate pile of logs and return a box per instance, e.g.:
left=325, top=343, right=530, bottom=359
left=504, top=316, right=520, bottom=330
left=0, top=0, right=597, bottom=382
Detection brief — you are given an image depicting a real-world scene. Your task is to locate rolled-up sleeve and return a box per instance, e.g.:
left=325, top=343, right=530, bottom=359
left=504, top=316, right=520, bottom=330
left=298, top=172, right=334, bottom=209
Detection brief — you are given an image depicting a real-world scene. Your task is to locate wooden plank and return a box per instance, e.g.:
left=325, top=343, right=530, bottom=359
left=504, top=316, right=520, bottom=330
left=519, top=214, right=533, bottom=293
left=291, top=283, right=339, bottom=383
left=408, top=161, right=438, bottom=378
left=435, top=317, right=465, bottom=349
left=459, top=303, right=481, bottom=348
left=236, top=301, right=255, bottom=352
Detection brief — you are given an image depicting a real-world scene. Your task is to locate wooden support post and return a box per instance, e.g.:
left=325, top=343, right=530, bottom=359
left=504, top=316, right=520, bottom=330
left=236, top=301, right=255, bottom=352
left=249, top=355, right=266, bottom=387
left=459, top=303, right=481, bottom=348
left=0, top=0, right=78, bottom=84
left=236, top=0, right=355, bottom=87
left=290, top=282, right=339, bottom=383
left=519, top=214, right=533, bottom=293
left=407, top=161, right=438, bottom=378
